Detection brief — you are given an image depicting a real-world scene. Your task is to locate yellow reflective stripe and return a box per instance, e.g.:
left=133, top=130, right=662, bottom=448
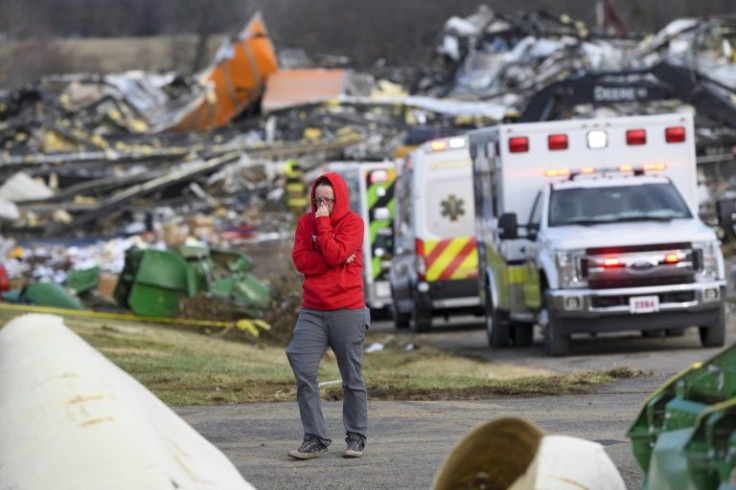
left=507, top=266, right=528, bottom=284
left=426, top=237, right=469, bottom=282
left=424, top=240, right=439, bottom=257
left=449, top=247, right=478, bottom=280
left=0, top=303, right=271, bottom=336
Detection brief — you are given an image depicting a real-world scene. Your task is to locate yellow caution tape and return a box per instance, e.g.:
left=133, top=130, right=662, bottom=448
left=0, top=303, right=270, bottom=337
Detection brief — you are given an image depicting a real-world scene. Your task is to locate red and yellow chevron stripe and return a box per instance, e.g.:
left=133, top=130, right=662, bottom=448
left=422, top=237, right=478, bottom=282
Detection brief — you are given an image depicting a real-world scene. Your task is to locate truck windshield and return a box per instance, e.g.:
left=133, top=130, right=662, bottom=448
left=548, top=183, right=692, bottom=227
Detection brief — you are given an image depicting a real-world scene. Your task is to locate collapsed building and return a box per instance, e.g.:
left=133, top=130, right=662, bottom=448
left=0, top=6, right=735, bottom=318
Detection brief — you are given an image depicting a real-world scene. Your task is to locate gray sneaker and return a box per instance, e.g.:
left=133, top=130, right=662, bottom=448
left=288, top=436, right=328, bottom=460
left=343, top=433, right=365, bottom=458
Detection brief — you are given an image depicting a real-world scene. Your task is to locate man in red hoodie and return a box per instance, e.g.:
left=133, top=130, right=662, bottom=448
left=286, top=172, right=369, bottom=460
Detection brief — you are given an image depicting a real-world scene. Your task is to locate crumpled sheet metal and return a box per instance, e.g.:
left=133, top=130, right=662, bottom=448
left=437, top=8, right=736, bottom=105
left=262, top=68, right=348, bottom=113
left=167, top=12, right=279, bottom=132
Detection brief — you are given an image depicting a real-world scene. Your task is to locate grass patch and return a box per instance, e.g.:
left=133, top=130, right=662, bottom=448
left=0, top=311, right=639, bottom=405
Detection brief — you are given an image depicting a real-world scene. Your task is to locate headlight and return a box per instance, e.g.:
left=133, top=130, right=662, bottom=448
left=555, top=249, right=586, bottom=288
left=693, top=241, right=722, bottom=281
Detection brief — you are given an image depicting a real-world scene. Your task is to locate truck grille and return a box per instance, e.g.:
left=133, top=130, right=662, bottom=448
left=589, top=273, right=694, bottom=289
left=583, top=242, right=698, bottom=290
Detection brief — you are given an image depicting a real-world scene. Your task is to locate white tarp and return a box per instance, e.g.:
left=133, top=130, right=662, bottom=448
left=0, top=314, right=256, bottom=490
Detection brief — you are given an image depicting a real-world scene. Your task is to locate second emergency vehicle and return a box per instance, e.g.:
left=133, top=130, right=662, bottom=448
left=324, top=161, right=397, bottom=314
left=389, top=136, right=482, bottom=332
left=469, top=113, right=726, bottom=355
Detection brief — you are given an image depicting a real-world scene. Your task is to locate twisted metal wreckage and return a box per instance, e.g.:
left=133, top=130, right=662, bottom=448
left=0, top=7, right=735, bottom=321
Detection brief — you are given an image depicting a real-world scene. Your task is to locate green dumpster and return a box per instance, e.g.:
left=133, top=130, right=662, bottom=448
left=114, top=245, right=271, bottom=319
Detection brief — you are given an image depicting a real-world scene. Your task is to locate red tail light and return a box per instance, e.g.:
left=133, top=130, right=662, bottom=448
left=665, top=126, right=686, bottom=143
left=415, top=239, right=426, bottom=280
left=509, top=136, right=529, bottom=153
left=626, top=129, right=646, bottom=145
left=548, top=134, right=568, bottom=150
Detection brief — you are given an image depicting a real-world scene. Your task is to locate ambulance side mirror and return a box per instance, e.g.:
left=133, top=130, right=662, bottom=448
left=498, top=213, right=519, bottom=239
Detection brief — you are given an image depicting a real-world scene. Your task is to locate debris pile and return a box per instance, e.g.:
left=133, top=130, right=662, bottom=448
left=1, top=6, right=736, bottom=341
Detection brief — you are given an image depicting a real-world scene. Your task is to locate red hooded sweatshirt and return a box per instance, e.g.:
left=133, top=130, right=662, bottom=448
left=292, top=172, right=365, bottom=310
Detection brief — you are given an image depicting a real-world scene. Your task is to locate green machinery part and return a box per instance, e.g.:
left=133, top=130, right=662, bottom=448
left=627, top=344, right=736, bottom=489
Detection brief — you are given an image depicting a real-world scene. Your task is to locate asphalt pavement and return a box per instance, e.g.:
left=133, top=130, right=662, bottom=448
left=176, top=309, right=736, bottom=489
left=176, top=375, right=667, bottom=490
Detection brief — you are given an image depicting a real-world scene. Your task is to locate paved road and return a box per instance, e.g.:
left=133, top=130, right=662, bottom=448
left=177, top=376, right=663, bottom=490
left=177, top=309, right=736, bottom=489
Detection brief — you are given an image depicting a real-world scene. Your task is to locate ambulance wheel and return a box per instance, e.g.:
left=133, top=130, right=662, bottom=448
left=485, top=292, right=509, bottom=348
left=699, top=304, right=726, bottom=348
left=412, top=293, right=432, bottom=333
left=392, top=305, right=410, bottom=329
left=390, top=287, right=410, bottom=329
left=544, top=310, right=570, bottom=356
left=511, top=323, right=533, bottom=347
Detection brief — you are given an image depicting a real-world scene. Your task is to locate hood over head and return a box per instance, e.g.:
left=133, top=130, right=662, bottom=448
left=310, top=172, right=351, bottom=224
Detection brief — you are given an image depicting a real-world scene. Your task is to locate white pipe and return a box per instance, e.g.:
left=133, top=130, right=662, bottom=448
left=509, top=434, right=626, bottom=489
left=0, top=313, right=255, bottom=490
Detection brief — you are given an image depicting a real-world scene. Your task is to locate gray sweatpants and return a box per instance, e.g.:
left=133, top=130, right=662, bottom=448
left=286, top=307, right=369, bottom=446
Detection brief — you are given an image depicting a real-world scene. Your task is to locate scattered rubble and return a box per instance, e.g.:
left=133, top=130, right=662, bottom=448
left=1, top=6, right=736, bottom=343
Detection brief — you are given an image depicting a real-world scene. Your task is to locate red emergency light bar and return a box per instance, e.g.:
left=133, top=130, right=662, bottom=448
left=665, top=126, right=686, bottom=143
left=513, top=124, right=685, bottom=156
left=626, top=129, right=647, bottom=145
left=548, top=134, right=568, bottom=150
left=509, top=136, right=529, bottom=153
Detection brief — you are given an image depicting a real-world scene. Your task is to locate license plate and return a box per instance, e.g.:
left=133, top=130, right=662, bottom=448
left=629, top=295, right=659, bottom=314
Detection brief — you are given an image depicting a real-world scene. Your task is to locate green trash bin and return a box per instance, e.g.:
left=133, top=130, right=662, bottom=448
left=115, top=245, right=271, bottom=319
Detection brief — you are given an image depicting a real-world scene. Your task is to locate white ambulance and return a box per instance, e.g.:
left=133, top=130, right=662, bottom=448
left=389, top=136, right=482, bottom=332
left=468, top=113, right=726, bottom=355
left=323, top=161, right=397, bottom=314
